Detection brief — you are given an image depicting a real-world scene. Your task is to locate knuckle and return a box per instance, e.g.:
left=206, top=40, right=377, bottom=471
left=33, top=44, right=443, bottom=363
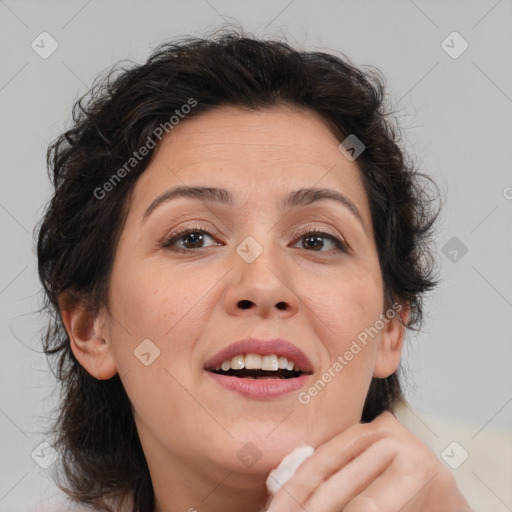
left=375, top=410, right=396, bottom=425
left=371, top=437, right=398, bottom=459
left=399, top=449, right=436, bottom=476
left=343, top=496, right=384, bottom=512
left=437, top=464, right=457, bottom=488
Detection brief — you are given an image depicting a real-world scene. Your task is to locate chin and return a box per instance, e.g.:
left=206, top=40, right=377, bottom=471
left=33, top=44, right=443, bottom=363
left=211, top=431, right=311, bottom=476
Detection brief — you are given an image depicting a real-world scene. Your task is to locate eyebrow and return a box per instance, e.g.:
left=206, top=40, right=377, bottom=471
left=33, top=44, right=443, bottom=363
left=142, top=185, right=365, bottom=229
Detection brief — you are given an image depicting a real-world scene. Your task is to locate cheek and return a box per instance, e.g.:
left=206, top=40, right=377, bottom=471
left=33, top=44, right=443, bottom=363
left=302, top=262, right=383, bottom=345
left=107, top=262, right=217, bottom=436
left=108, top=258, right=219, bottom=370
left=112, top=254, right=191, bottom=326
left=299, top=263, right=382, bottom=403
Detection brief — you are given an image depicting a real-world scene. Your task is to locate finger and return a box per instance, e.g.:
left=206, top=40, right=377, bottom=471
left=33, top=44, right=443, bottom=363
left=305, top=438, right=397, bottom=512
left=266, top=424, right=390, bottom=512
left=341, top=464, right=442, bottom=512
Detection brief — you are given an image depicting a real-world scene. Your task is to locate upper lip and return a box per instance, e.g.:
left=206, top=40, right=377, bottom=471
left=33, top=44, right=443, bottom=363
left=203, top=338, right=314, bottom=373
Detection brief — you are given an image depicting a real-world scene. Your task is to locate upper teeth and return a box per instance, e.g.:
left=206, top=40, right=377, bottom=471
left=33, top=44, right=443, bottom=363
left=215, top=354, right=300, bottom=372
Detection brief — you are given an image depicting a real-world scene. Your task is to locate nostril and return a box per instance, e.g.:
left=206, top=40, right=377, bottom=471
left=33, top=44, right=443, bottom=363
left=275, top=301, right=287, bottom=310
left=238, top=300, right=253, bottom=309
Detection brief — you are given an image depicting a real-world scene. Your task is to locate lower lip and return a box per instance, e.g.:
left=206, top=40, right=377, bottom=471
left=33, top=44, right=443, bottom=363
left=205, top=370, right=311, bottom=399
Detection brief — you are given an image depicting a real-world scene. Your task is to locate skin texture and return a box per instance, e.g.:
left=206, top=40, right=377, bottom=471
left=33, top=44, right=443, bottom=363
left=59, top=105, right=470, bottom=512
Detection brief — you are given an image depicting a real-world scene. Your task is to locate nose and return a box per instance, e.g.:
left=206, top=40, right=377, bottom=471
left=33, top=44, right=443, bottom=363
left=222, top=244, right=300, bottom=319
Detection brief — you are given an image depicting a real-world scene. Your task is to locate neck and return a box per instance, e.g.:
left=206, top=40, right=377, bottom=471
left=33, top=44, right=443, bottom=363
left=151, top=459, right=272, bottom=512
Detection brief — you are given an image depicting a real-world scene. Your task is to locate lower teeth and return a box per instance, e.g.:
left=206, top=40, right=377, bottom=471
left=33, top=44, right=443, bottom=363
left=211, top=369, right=299, bottom=379
left=242, top=376, right=285, bottom=379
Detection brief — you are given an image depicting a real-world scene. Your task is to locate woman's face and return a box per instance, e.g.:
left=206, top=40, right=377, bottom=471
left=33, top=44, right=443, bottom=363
left=94, top=105, right=403, bottom=489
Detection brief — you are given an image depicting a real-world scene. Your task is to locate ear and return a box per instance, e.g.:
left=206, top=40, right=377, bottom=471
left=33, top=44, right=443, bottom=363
left=58, top=290, right=118, bottom=380
left=373, top=302, right=410, bottom=378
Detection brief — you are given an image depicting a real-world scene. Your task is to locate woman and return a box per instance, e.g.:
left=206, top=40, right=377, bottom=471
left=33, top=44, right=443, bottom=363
left=36, top=29, right=472, bottom=511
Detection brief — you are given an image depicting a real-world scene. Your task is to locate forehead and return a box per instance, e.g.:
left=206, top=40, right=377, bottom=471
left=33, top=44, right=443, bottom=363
left=129, top=105, right=371, bottom=226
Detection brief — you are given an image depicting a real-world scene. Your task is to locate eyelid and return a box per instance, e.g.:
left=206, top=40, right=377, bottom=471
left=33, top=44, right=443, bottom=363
left=290, top=223, right=346, bottom=243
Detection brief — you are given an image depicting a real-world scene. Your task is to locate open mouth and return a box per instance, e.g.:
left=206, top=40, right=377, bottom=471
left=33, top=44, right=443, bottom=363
left=203, top=342, right=315, bottom=397
left=206, top=353, right=312, bottom=380
left=209, top=368, right=304, bottom=379
left=204, top=351, right=313, bottom=398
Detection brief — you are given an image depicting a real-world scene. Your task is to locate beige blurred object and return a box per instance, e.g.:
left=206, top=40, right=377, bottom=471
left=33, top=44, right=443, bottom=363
left=393, top=399, right=512, bottom=512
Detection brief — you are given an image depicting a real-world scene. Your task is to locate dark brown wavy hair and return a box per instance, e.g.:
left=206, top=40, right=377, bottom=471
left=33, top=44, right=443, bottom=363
left=35, top=27, right=440, bottom=512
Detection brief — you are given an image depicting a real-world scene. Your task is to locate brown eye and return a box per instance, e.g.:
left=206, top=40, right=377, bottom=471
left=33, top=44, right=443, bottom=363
left=161, top=228, right=220, bottom=250
left=292, top=230, right=347, bottom=253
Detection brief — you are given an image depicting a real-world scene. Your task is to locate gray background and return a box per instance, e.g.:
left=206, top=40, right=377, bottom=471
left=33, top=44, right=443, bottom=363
left=1, top=0, right=511, bottom=510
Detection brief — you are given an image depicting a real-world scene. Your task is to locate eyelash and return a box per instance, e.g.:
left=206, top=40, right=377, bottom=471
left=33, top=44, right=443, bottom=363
left=160, top=224, right=348, bottom=253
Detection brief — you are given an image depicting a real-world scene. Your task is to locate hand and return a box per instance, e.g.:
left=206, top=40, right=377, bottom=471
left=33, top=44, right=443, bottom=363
left=265, top=410, right=472, bottom=512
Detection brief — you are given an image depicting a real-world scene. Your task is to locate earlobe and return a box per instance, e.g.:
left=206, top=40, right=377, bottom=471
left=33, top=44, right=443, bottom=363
left=58, top=291, right=118, bottom=380
left=373, top=303, right=410, bottom=378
